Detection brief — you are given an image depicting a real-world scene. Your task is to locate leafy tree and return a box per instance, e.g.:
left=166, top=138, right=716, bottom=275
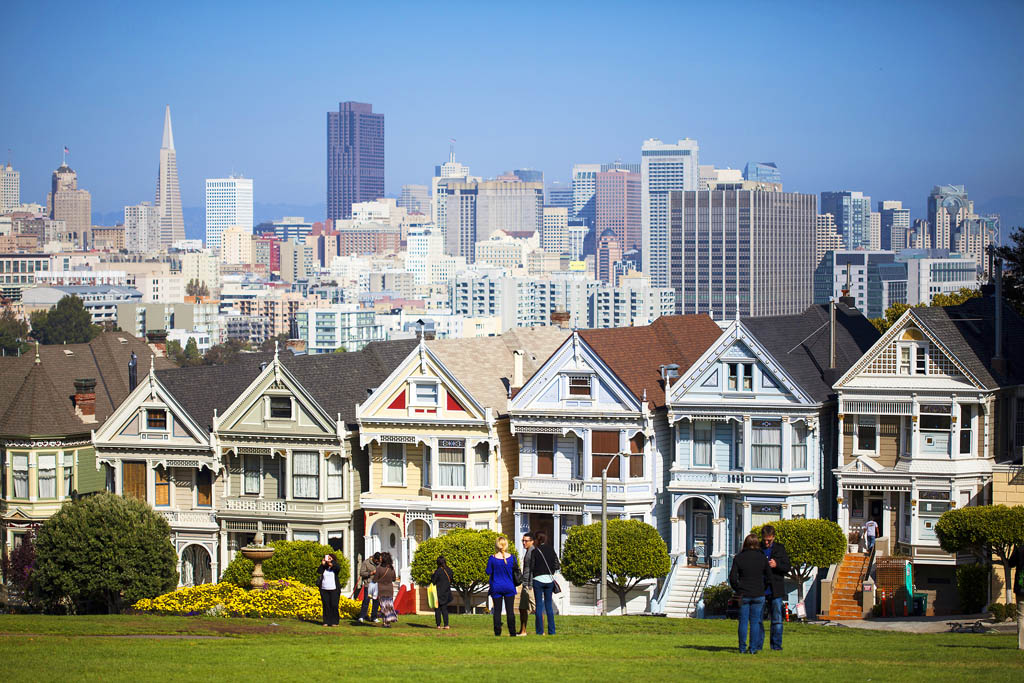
left=561, top=519, right=670, bottom=613
left=870, top=288, right=983, bottom=333
left=410, top=528, right=517, bottom=612
left=258, top=333, right=290, bottom=353
left=185, top=279, right=210, bottom=298
left=936, top=505, right=1024, bottom=604
left=183, top=337, right=202, bottom=366
left=29, top=295, right=101, bottom=344
left=0, top=304, right=30, bottom=356
left=930, top=287, right=981, bottom=307
left=333, top=345, right=347, bottom=353
left=994, top=225, right=1024, bottom=315
left=202, top=338, right=250, bottom=366
left=1, top=530, right=36, bottom=597
left=30, top=492, right=178, bottom=613
left=750, top=518, right=845, bottom=601
left=165, top=339, right=185, bottom=366
left=221, top=539, right=350, bottom=589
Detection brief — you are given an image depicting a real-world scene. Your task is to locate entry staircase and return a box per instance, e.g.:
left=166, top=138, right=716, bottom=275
left=825, top=552, right=869, bottom=620
left=661, top=565, right=710, bottom=618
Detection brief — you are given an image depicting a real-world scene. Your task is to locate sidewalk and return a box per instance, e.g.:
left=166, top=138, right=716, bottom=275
left=813, top=614, right=1016, bottom=634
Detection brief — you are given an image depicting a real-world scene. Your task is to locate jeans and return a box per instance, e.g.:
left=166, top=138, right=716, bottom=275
left=866, top=535, right=876, bottom=551
left=738, top=596, right=765, bottom=653
left=533, top=580, right=555, bottom=635
left=320, top=588, right=339, bottom=625
left=492, top=594, right=515, bottom=635
left=434, top=604, right=449, bottom=627
left=358, top=589, right=378, bottom=621
left=768, top=597, right=784, bottom=650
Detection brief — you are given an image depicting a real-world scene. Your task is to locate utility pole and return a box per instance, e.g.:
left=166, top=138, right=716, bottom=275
left=600, top=453, right=623, bottom=617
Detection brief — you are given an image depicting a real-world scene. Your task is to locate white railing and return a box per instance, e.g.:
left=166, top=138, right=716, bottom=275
left=223, top=498, right=288, bottom=512
left=515, top=477, right=652, bottom=499
left=515, top=477, right=584, bottom=496
left=670, top=470, right=746, bottom=485
left=159, top=510, right=217, bottom=526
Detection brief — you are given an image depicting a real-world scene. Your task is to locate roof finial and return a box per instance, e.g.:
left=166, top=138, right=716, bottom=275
left=150, top=354, right=155, bottom=373
left=274, top=339, right=279, bottom=359
left=34, top=340, right=40, bottom=365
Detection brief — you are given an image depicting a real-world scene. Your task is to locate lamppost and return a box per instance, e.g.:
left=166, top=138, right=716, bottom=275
left=600, top=452, right=626, bottom=616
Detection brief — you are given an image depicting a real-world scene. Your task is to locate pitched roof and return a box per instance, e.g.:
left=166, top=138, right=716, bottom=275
left=579, top=315, right=723, bottom=408
left=742, top=303, right=880, bottom=402
left=0, top=332, right=173, bottom=438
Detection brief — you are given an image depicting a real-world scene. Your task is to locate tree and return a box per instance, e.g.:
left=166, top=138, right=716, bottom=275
left=936, top=505, right=1024, bottom=604
left=30, top=492, right=178, bottom=613
left=994, top=226, right=1024, bottom=315
left=185, top=279, right=210, bottom=298
left=258, top=333, right=290, bottom=354
left=202, top=338, right=250, bottom=366
left=1, top=529, right=36, bottom=599
left=870, top=302, right=918, bottom=333
left=560, top=519, right=670, bottom=614
left=29, top=295, right=101, bottom=345
left=165, top=339, right=185, bottom=366
left=930, top=287, right=981, bottom=307
left=0, top=304, right=30, bottom=356
left=870, top=288, right=983, bottom=333
left=750, top=518, right=845, bottom=602
left=220, top=540, right=350, bottom=589
left=183, top=337, right=202, bottom=366
left=410, top=528, right=517, bottom=612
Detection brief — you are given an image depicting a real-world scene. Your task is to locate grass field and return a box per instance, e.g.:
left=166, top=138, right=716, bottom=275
left=0, top=613, right=1020, bottom=681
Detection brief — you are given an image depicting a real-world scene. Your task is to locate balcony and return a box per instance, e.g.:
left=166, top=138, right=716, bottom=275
left=668, top=468, right=814, bottom=490
left=158, top=510, right=218, bottom=528
left=514, top=476, right=653, bottom=500
left=222, top=497, right=349, bottom=516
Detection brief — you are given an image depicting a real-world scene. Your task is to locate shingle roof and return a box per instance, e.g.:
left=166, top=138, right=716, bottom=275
left=579, top=315, right=724, bottom=408
left=743, top=303, right=880, bottom=402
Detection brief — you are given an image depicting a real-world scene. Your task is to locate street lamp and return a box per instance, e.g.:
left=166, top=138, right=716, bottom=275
left=600, top=452, right=626, bottom=616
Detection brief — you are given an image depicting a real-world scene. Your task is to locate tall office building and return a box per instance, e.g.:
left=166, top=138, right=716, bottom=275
left=513, top=169, right=544, bottom=184
left=878, top=200, right=910, bottom=251
left=820, top=190, right=871, bottom=250
left=440, top=180, right=478, bottom=261
left=476, top=179, right=543, bottom=241
left=927, top=184, right=971, bottom=252
left=667, top=189, right=816, bottom=318
left=432, top=149, right=472, bottom=233
left=595, top=168, right=641, bottom=251
left=124, top=202, right=161, bottom=253
left=1, top=162, right=20, bottom=213
left=398, top=184, right=430, bottom=215
left=155, top=106, right=185, bottom=247
left=205, top=175, right=254, bottom=250
left=541, top=206, right=569, bottom=254
left=571, top=163, right=601, bottom=225
left=743, top=162, right=782, bottom=186
left=601, top=160, right=641, bottom=174
left=641, top=138, right=700, bottom=287
left=327, top=101, right=384, bottom=220
left=545, top=181, right=573, bottom=212
left=596, top=229, right=623, bottom=284
left=47, top=162, right=91, bottom=249
left=815, top=213, right=843, bottom=265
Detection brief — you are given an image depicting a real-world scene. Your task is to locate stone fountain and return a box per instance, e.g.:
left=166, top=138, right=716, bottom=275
left=240, top=532, right=275, bottom=588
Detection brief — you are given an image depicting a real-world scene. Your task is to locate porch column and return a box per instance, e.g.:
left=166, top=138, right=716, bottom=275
left=837, top=414, right=845, bottom=468
left=741, top=502, right=751, bottom=538
left=283, top=449, right=291, bottom=500
left=909, top=484, right=919, bottom=545
left=552, top=511, right=562, bottom=550
left=514, top=510, right=523, bottom=553
left=218, top=523, right=229, bottom=579
left=781, top=417, right=792, bottom=474
left=431, top=439, right=440, bottom=490
left=319, top=450, right=327, bottom=501
left=618, top=430, right=627, bottom=483
left=837, top=486, right=848, bottom=534
left=670, top=517, right=679, bottom=554
left=910, top=394, right=920, bottom=457
left=742, top=417, right=752, bottom=473
left=949, top=397, right=960, bottom=459
left=883, top=492, right=894, bottom=539
left=582, top=429, right=592, bottom=480
left=782, top=502, right=790, bottom=520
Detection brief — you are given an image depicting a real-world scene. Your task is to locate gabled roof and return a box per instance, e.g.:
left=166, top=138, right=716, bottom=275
left=578, top=315, right=723, bottom=408
left=743, top=303, right=879, bottom=402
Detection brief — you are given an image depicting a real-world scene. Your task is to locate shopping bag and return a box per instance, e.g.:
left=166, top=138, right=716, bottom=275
left=427, top=584, right=438, bottom=609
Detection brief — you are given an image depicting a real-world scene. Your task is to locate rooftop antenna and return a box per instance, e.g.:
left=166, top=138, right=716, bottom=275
left=448, top=138, right=456, bottom=163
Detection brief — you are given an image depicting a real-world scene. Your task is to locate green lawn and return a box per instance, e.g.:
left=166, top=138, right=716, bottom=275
left=0, top=613, right=1020, bottom=681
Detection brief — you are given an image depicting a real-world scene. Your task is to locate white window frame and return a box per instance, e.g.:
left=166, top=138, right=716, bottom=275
left=194, top=467, right=214, bottom=508
left=383, top=443, right=406, bottom=486
left=438, top=445, right=467, bottom=489
left=266, top=394, right=295, bottom=421
left=898, top=342, right=928, bottom=375
left=292, top=451, right=320, bottom=500
left=410, top=380, right=439, bottom=407
left=791, top=422, right=808, bottom=470
left=62, top=452, right=73, bottom=496
left=327, top=454, right=344, bottom=500
left=853, top=416, right=879, bottom=455
left=154, top=465, right=171, bottom=507
left=565, top=374, right=593, bottom=399
left=243, top=454, right=262, bottom=495
left=38, top=453, right=57, bottom=499
left=12, top=453, right=29, bottom=499
left=473, top=443, right=490, bottom=488
left=692, top=421, right=713, bottom=468
left=958, top=404, right=974, bottom=456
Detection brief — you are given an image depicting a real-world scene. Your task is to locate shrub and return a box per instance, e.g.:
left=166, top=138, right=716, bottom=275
left=221, top=540, right=350, bottom=589
left=31, top=492, right=178, bottom=613
left=955, top=563, right=989, bottom=614
left=560, top=519, right=670, bottom=614
left=133, top=578, right=360, bottom=621
left=3, top=532, right=36, bottom=594
left=989, top=601, right=1018, bottom=623
left=750, top=519, right=846, bottom=601
left=870, top=603, right=883, bottom=618
left=702, top=582, right=732, bottom=615
left=936, top=505, right=1024, bottom=604
left=411, top=528, right=517, bottom=612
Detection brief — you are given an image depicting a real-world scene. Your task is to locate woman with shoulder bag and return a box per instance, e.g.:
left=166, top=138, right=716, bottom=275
left=317, top=553, right=342, bottom=627
left=431, top=555, right=454, bottom=629
left=374, top=552, right=399, bottom=628
left=486, top=536, right=518, bottom=636
left=531, top=531, right=560, bottom=636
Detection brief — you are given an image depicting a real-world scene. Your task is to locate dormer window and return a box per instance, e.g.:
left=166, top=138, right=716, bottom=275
left=898, top=329, right=929, bottom=375
left=412, top=382, right=439, bottom=406
left=146, top=409, right=167, bottom=430
left=727, top=363, right=754, bottom=391
left=568, top=375, right=592, bottom=398
left=269, top=396, right=292, bottom=419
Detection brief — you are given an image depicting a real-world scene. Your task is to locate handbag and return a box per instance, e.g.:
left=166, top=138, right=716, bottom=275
left=512, top=556, right=523, bottom=587
left=367, top=581, right=379, bottom=599
left=536, top=546, right=562, bottom=594
left=427, top=584, right=438, bottom=609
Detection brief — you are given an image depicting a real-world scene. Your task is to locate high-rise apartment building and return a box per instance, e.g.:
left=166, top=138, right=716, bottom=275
left=820, top=190, right=871, bottom=250
left=742, top=162, right=782, bottom=186
left=47, top=163, right=91, bottom=249
left=815, top=213, right=843, bottom=265
left=155, top=106, right=185, bottom=247
left=641, top=138, right=700, bottom=287
left=541, top=206, right=568, bottom=254
left=205, top=175, right=254, bottom=250
left=667, top=189, right=816, bottom=318
left=124, top=202, right=161, bottom=253
left=596, top=169, right=641, bottom=251
left=1, top=163, right=20, bottom=213
left=571, top=163, right=601, bottom=225
left=878, top=200, right=910, bottom=251
left=440, top=180, right=478, bottom=261
left=398, top=184, right=430, bottom=215
left=327, top=101, right=384, bottom=220
left=869, top=211, right=882, bottom=250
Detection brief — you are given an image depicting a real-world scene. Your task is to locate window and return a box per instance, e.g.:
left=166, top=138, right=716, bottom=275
left=269, top=396, right=292, bottom=419
left=851, top=491, right=864, bottom=517
left=792, top=423, right=808, bottom=470
left=123, top=461, right=146, bottom=500
left=629, top=434, right=644, bottom=478
left=327, top=532, right=344, bottom=552
left=293, top=530, right=320, bottom=542
left=12, top=454, right=28, bottom=498
left=439, top=447, right=466, bottom=487
left=196, top=468, right=212, bottom=507
left=38, top=454, right=57, bottom=498
left=327, top=455, right=343, bottom=499
left=592, top=430, right=620, bottom=478
left=384, top=443, right=405, bottom=485
left=693, top=422, right=713, bottom=467
left=568, top=375, right=591, bottom=397
left=742, top=363, right=754, bottom=391
left=727, top=363, right=739, bottom=390
left=413, top=382, right=438, bottom=406
left=791, top=505, right=807, bottom=519
left=727, top=363, right=753, bottom=391
left=292, top=451, right=319, bottom=499
left=422, top=445, right=432, bottom=488
left=536, top=434, right=554, bottom=476
left=63, top=455, right=73, bottom=496
left=474, top=444, right=490, bottom=487
left=154, top=466, right=170, bottom=506
left=146, top=408, right=167, bottom=430
left=751, top=420, right=782, bottom=470
left=103, top=463, right=115, bottom=493
left=244, top=454, right=261, bottom=494
left=734, top=423, right=744, bottom=469
left=855, top=416, right=877, bottom=452
left=958, top=404, right=972, bottom=455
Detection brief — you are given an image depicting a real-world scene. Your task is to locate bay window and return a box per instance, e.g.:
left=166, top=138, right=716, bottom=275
left=196, top=468, right=212, bottom=507
left=855, top=416, right=877, bottom=452
left=536, top=434, right=554, bottom=475
left=327, top=455, right=344, bottom=499
left=693, top=422, right=713, bottom=467
left=155, top=466, right=170, bottom=506
left=422, top=445, right=432, bottom=487
left=439, top=447, right=465, bottom=487
left=751, top=420, right=782, bottom=470
left=792, top=423, right=808, bottom=470
left=384, top=443, right=405, bottom=485
left=244, top=454, right=261, bottom=494
left=958, top=404, right=973, bottom=455
left=629, top=433, right=644, bottom=478
left=474, top=444, right=490, bottom=487
left=292, top=451, right=319, bottom=499
left=38, top=454, right=56, bottom=498
left=592, top=430, right=620, bottom=478
left=64, top=455, right=73, bottom=496
left=12, top=454, right=28, bottom=498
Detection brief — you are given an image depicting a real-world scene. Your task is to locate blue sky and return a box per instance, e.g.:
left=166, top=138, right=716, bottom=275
left=2, top=0, right=1022, bottom=227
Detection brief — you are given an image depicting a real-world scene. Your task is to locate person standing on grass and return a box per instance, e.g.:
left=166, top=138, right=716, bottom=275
left=761, top=525, right=791, bottom=651
left=357, top=552, right=381, bottom=623
left=486, top=535, right=518, bottom=637
left=431, top=555, right=454, bottom=630
left=374, top=552, right=399, bottom=628
left=531, top=531, right=560, bottom=636
left=1010, top=544, right=1024, bottom=650
left=730, top=534, right=772, bottom=654
left=517, top=532, right=536, bottom=636
left=317, top=553, right=342, bottom=627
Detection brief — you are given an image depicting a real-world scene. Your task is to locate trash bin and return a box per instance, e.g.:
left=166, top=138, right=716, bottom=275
left=912, top=593, right=927, bottom=617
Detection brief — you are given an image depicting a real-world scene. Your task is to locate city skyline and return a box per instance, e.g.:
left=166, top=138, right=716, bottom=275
left=1, top=2, right=1022, bottom=230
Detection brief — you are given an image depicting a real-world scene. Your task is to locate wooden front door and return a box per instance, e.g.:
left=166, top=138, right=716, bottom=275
left=123, top=461, right=146, bottom=500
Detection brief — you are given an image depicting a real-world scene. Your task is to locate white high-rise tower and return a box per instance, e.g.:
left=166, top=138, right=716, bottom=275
left=205, top=175, right=254, bottom=250
left=1, top=162, right=20, bottom=212
left=155, top=106, right=184, bottom=247
left=641, top=138, right=699, bottom=287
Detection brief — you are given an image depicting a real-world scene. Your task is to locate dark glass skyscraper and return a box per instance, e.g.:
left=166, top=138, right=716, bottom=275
left=327, top=101, right=384, bottom=220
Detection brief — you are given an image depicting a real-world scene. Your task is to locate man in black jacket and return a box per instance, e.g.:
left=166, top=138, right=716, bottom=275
left=761, top=525, right=791, bottom=651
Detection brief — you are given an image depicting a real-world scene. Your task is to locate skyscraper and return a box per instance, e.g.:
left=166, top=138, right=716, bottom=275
left=641, top=138, right=700, bottom=287
left=327, top=101, right=384, bottom=220
left=820, top=190, right=871, bottom=250
left=398, top=184, right=430, bottom=215
left=541, top=206, right=568, bottom=254
left=1, top=162, right=20, bottom=213
left=596, top=168, right=641, bottom=251
left=205, top=175, right=254, bottom=250
left=47, top=162, right=91, bottom=249
left=431, top=148, right=471, bottom=234
left=124, top=202, right=160, bottom=253
left=878, top=200, right=910, bottom=251
left=571, top=163, right=601, bottom=224
left=596, top=229, right=623, bottom=284
left=513, top=169, right=544, bottom=184
left=155, top=106, right=185, bottom=247
left=545, top=181, right=573, bottom=212
left=742, top=162, right=782, bottom=186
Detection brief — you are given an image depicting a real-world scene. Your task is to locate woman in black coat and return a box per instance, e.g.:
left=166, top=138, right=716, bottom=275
left=431, top=555, right=454, bottom=629
left=317, top=553, right=342, bottom=626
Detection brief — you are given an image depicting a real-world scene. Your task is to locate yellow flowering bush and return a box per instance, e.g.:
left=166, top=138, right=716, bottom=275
left=133, top=578, right=361, bottom=622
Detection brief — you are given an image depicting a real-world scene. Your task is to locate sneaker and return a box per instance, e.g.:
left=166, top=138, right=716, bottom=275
left=357, top=618, right=365, bottom=623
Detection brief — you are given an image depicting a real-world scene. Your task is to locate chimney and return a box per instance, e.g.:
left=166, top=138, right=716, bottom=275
left=74, top=378, right=97, bottom=422
left=551, top=309, right=571, bottom=329
left=992, top=258, right=1007, bottom=376
left=146, top=330, right=168, bottom=356
left=838, top=265, right=857, bottom=309
left=512, top=350, right=524, bottom=388
left=128, top=351, right=138, bottom=392
left=660, top=363, right=680, bottom=387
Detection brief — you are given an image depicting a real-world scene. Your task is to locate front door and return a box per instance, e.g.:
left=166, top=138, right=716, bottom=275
left=869, top=498, right=884, bottom=533
left=692, top=511, right=711, bottom=566
left=528, top=513, right=554, bottom=547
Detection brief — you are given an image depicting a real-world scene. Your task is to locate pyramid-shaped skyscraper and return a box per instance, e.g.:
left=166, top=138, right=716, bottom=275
left=155, top=105, right=184, bottom=246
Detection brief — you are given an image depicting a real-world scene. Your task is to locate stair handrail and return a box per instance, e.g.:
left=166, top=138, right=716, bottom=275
left=688, top=565, right=709, bottom=617
left=859, top=543, right=877, bottom=586
left=651, top=553, right=684, bottom=614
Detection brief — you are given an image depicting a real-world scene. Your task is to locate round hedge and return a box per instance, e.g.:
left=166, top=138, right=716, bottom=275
left=221, top=540, right=350, bottom=589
